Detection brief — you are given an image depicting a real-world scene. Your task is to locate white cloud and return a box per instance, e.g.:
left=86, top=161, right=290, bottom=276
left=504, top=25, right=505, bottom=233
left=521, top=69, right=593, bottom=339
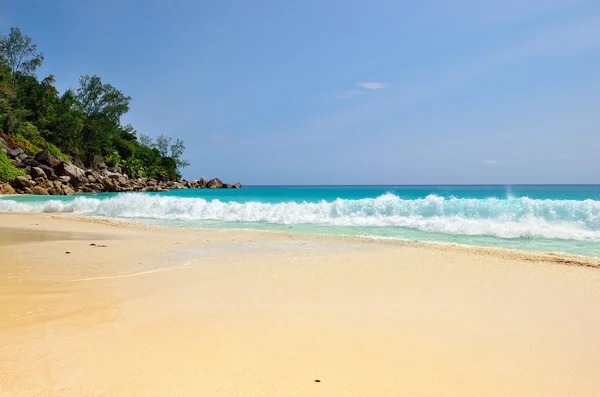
left=356, top=82, right=386, bottom=90
left=303, top=14, right=600, bottom=134
left=484, top=160, right=499, bottom=165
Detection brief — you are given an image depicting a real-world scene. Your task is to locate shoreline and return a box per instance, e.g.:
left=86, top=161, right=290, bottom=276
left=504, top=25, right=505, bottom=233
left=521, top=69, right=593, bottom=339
left=2, top=212, right=600, bottom=396
left=6, top=211, right=600, bottom=269
left=3, top=187, right=600, bottom=261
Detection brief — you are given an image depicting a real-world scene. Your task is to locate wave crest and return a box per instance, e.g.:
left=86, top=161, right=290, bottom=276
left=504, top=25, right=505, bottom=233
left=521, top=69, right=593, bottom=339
left=2, top=193, right=600, bottom=241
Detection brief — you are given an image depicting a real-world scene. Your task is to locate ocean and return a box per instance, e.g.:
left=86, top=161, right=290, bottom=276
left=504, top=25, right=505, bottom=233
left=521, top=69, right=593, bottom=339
left=2, top=185, right=600, bottom=257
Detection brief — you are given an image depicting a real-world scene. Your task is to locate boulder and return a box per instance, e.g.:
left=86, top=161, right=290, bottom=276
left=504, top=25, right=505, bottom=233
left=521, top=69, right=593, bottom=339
left=0, top=183, right=15, bottom=194
left=62, top=185, right=75, bottom=195
left=40, top=165, right=57, bottom=180
left=233, top=182, right=242, bottom=189
left=55, top=162, right=85, bottom=186
left=58, top=176, right=71, bottom=183
left=16, top=153, right=28, bottom=162
left=31, top=167, right=47, bottom=179
left=48, top=186, right=64, bottom=195
left=101, top=178, right=118, bottom=192
left=206, top=178, right=223, bottom=189
left=36, top=180, right=53, bottom=189
left=21, top=157, right=43, bottom=168
left=108, top=165, right=122, bottom=174
left=88, top=183, right=104, bottom=192
left=7, top=148, right=23, bottom=158
left=198, top=177, right=207, bottom=188
left=14, top=175, right=33, bottom=189
left=223, top=183, right=232, bottom=189
left=34, top=150, right=54, bottom=167
left=31, top=186, right=49, bottom=195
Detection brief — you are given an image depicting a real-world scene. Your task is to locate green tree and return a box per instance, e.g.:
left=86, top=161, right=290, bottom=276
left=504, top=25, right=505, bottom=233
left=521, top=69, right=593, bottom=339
left=76, top=75, right=130, bottom=124
left=76, top=75, right=131, bottom=164
left=0, top=26, right=191, bottom=181
left=138, top=134, right=189, bottom=177
left=44, top=89, right=85, bottom=155
left=0, top=58, right=15, bottom=129
left=155, top=134, right=170, bottom=157
left=170, top=138, right=190, bottom=169
left=15, top=74, right=58, bottom=129
left=0, top=27, right=44, bottom=89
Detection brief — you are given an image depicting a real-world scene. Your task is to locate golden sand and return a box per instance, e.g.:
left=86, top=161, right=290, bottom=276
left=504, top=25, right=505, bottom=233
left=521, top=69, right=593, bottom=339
left=1, top=213, right=600, bottom=396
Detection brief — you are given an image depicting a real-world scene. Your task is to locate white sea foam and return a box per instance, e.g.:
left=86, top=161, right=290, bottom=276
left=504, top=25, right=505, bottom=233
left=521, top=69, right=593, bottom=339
left=2, top=193, right=600, bottom=241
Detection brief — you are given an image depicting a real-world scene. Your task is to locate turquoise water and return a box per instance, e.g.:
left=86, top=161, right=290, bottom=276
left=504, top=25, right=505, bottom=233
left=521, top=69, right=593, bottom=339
left=3, top=185, right=600, bottom=257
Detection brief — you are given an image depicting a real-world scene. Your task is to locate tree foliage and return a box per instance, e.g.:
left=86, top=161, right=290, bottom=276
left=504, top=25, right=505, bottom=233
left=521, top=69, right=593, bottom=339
left=0, top=27, right=44, bottom=88
left=0, top=26, right=190, bottom=180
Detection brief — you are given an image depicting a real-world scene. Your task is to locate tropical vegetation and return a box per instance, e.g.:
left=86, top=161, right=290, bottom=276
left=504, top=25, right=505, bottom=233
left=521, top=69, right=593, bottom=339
left=0, top=27, right=189, bottom=182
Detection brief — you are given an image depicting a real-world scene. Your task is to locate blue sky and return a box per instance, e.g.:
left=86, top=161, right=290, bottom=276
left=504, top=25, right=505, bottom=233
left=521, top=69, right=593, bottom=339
left=2, top=0, right=600, bottom=184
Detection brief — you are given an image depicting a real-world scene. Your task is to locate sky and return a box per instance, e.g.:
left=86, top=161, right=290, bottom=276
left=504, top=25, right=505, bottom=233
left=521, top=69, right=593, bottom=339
left=2, top=0, right=600, bottom=185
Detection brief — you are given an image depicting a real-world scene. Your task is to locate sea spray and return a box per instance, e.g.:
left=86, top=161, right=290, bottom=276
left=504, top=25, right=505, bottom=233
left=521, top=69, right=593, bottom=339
left=2, top=193, right=600, bottom=241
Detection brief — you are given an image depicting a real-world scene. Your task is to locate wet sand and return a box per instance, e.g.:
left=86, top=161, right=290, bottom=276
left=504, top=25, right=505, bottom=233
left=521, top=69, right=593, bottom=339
left=1, top=213, right=600, bottom=396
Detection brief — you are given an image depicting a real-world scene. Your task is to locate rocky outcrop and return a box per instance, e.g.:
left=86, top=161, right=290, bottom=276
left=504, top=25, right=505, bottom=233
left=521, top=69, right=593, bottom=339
left=55, top=162, right=86, bottom=186
left=34, top=150, right=54, bottom=167
left=2, top=148, right=242, bottom=195
left=206, top=178, right=223, bottom=189
left=48, top=185, right=63, bottom=196
left=7, top=148, right=23, bottom=158
left=31, top=186, right=49, bottom=195
left=39, top=165, right=57, bottom=180
left=0, top=183, right=15, bottom=194
left=14, top=175, right=33, bottom=189
left=30, top=167, right=46, bottom=179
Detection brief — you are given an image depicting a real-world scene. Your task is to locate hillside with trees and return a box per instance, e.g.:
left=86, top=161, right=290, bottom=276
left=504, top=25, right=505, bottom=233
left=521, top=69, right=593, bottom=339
left=0, top=26, right=189, bottom=184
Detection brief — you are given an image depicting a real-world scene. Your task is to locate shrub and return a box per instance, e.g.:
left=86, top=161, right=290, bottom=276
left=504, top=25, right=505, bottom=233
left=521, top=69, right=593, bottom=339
left=105, top=151, right=121, bottom=167
left=120, top=157, right=146, bottom=178
left=19, top=122, right=44, bottom=146
left=0, top=150, right=25, bottom=183
left=44, top=142, right=71, bottom=162
left=0, top=131, right=42, bottom=156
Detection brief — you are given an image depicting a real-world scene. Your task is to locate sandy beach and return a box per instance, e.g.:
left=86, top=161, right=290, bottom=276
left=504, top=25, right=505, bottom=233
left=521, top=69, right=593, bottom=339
left=1, top=213, right=600, bottom=396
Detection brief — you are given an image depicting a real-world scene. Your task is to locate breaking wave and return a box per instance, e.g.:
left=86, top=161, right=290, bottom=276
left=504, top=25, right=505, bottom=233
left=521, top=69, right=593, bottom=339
left=2, top=193, right=600, bottom=241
